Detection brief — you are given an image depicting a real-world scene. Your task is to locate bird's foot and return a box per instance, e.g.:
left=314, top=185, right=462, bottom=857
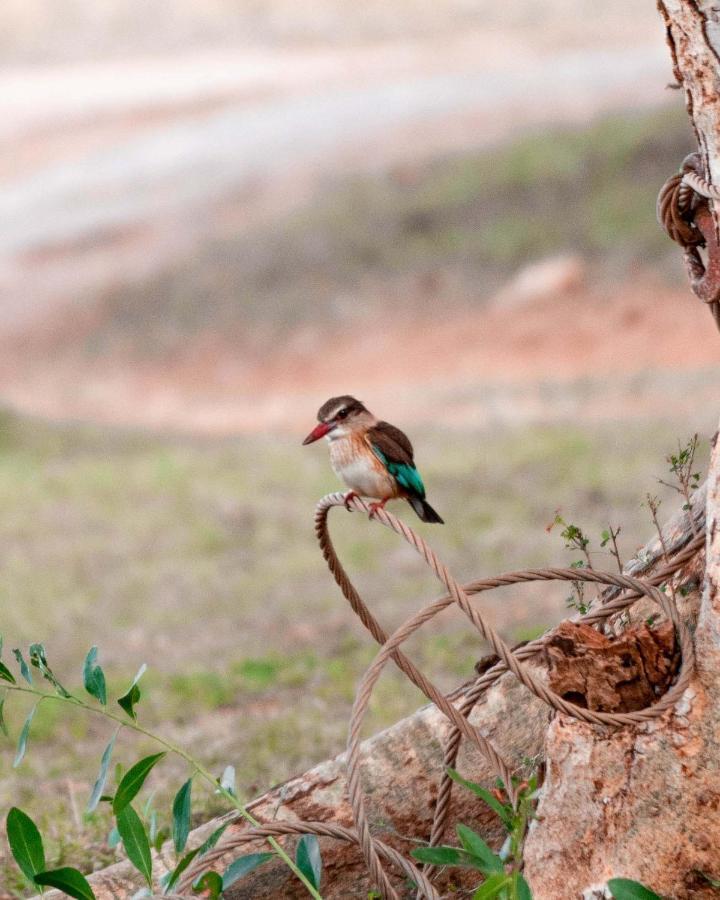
left=343, top=491, right=360, bottom=511
left=368, top=498, right=389, bottom=519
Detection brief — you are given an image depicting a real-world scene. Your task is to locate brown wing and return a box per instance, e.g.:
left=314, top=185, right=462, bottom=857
left=366, top=421, right=415, bottom=467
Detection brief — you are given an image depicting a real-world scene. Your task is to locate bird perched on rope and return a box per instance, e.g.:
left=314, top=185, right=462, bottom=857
left=302, top=395, right=444, bottom=523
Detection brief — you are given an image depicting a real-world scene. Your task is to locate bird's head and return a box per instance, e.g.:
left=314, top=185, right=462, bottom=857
left=302, top=395, right=371, bottom=444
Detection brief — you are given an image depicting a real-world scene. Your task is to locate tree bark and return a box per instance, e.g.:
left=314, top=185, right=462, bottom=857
left=521, top=9, right=720, bottom=895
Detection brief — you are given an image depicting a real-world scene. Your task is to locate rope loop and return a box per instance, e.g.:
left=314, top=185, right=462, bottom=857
left=658, top=151, right=720, bottom=325
left=657, top=152, right=705, bottom=248
left=179, top=495, right=702, bottom=898
left=316, top=493, right=697, bottom=897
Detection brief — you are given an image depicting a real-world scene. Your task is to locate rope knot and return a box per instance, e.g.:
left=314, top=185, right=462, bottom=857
left=657, top=152, right=706, bottom=248
left=658, top=151, right=720, bottom=326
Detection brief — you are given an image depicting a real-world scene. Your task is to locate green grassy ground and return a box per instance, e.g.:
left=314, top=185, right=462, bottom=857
left=0, top=408, right=711, bottom=894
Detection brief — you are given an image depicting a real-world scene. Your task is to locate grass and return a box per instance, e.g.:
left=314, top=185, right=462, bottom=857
left=0, top=408, right=711, bottom=894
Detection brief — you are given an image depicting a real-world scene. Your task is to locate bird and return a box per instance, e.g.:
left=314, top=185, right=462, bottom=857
left=302, top=395, right=444, bottom=523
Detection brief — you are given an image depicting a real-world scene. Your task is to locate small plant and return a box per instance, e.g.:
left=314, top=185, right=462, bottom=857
left=643, top=492, right=673, bottom=565
left=411, top=768, right=538, bottom=899
left=600, top=525, right=624, bottom=573
left=546, top=513, right=594, bottom=613
left=659, top=434, right=701, bottom=524
left=0, top=640, right=324, bottom=899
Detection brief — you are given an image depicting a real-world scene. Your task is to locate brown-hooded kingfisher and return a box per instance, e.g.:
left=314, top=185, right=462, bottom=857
left=302, top=395, right=444, bottom=523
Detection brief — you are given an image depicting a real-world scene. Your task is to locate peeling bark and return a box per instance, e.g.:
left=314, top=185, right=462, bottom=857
left=545, top=620, right=679, bottom=714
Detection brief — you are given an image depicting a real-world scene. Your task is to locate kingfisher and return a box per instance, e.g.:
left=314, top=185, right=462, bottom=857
left=302, top=395, right=444, bottom=523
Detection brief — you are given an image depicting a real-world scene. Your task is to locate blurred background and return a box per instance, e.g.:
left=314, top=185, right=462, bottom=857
left=1, top=1, right=718, bottom=892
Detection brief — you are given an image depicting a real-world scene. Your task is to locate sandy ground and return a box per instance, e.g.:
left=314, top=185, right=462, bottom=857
left=2, top=261, right=718, bottom=435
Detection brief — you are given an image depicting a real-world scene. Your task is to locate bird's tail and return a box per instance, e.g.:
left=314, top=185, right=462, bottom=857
left=407, top=496, right=444, bottom=524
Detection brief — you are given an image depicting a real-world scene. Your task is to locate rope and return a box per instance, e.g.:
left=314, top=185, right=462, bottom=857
left=657, top=151, right=720, bottom=328
left=425, top=526, right=705, bottom=883
left=175, top=820, right=439, bottom=898
left=180, top=495, right=701, bottom=898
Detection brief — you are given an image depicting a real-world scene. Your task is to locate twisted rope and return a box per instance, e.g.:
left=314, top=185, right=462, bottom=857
left=425, top=526, right=705, bottom=880
left=181, top=495, right=701, bottom=898
left=176, top=820, right=439, bottom=898
left=658, top=151, right=720, bottom=328
left=326, top=496, right=695, bottom=895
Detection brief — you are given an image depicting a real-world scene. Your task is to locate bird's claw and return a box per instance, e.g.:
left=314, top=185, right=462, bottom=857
left=343, top=491, right=359, bottom=511
left=367, top=500, right=388, bottom=519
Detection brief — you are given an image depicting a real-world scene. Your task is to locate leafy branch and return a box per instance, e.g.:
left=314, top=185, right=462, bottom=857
left=0, top=642, right=323, bottom=899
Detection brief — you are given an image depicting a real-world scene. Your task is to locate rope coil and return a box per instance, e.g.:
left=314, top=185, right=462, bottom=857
left=658, top=151, right=720, bottom=328
left=179, top=495, right=701, bottom=898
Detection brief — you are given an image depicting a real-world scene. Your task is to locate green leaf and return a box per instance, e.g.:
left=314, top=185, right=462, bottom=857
left=164, top=823, right=234, bottom=894
left=153, top=825, right=170, bottom=854
left=296, top=834, right=322, bottom=890
left=12, top=649, right=32, bottom=685
left=607, top=878, right=662, bottom=900
left=0, top=661, right=16, bottom=684
left=116, top=804, right=152, bottom=888
left=113, top=752, right=166, bottom=814
left=87, top=734, right=117, bottom=813
left=6, top=807, right=45, bottom=882
left=13, top=703, right=38, bottom=768
left=198, top=822, right=230, bottom=854
left=447, top=769, right=514, bottom=828
left=29, top=643, right=71, bottom=698
left=172, top=778, right=193, bottom=854
left=35, top=867, right=96, bottom=900
left=0, top=694, right=8, bottom=738
left=193, top=870, right=223, bottom=898
left=83, top=647, right=107, bottom=705
left=107, top=826, right=121, bottom=849
left=117, top=664, right=147, bottom=720
left=222, top=853, right=274, bottom=888
left=164, top=847, right=201, bottom=893
left=515, top=872, right=533, bottom=900
left=148, top=807, right=158, bottom=845
left=472, top=873, right=512, bottom=899
left=411, top=845, right=466, bottom=866
left=456, top=825, right=503, bottom=873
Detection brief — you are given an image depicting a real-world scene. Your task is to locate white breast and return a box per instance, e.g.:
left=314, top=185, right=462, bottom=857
left=329, top=438, right=395, bottom=499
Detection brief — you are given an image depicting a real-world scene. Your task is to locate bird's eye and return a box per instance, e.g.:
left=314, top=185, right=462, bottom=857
left=336, top=409, right=348, bottom=420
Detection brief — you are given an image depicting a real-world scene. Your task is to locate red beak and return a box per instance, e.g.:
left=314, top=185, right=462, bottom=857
left=302, top=422, right=331, bottom=445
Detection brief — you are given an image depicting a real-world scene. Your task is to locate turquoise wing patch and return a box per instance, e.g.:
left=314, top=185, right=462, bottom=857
left=371, top=445, right=426, bottom=498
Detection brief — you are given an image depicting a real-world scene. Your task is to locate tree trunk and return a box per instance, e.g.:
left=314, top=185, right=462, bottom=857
left=522, top=6, right=720, bottom=895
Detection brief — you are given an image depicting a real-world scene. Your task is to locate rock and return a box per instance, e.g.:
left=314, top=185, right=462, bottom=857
left=492, top=254, right=585, bottom=310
